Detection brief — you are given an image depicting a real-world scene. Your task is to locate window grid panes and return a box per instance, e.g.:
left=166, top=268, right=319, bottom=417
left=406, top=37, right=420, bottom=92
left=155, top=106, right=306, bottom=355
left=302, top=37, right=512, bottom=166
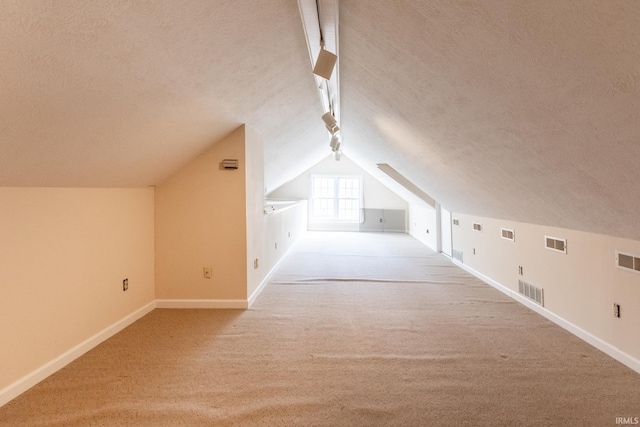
left=314, top=177, right=335, bottom=198
left=312, top=198, right=335, bottom=220
left=311, top=175, right=361, bottom=222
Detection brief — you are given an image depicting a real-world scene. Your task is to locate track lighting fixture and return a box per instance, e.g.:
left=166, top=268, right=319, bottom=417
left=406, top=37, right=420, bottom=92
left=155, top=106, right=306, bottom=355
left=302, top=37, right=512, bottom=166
left=313, top=48, right=337, bottom=80
left=299, top=0, right=341, bottom=161
left=329, top=134, right=339, bottom=150
left=322, top=112, right=340, bottom=135
left=325, top=113, right=341, bottom=161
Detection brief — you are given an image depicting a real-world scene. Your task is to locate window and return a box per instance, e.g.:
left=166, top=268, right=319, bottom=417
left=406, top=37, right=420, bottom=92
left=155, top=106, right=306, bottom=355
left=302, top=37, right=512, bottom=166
left=311, top=174, right=362, bottom=222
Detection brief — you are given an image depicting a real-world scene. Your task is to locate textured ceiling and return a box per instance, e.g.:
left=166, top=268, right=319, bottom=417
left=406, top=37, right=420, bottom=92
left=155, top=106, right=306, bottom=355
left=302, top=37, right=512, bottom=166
left=0, top=0, right=326, bottom=189
left=339, top=0, right=640, bottom=240
left=2, top=1, right=640, bottom=240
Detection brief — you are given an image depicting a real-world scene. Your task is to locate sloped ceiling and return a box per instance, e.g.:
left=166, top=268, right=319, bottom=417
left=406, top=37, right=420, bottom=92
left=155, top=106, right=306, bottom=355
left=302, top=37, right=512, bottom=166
left=0, top=0, right=326, bottom=189
left=2, top=1, right=640, bottom=240
left=339, top=0, right=640, bottom=240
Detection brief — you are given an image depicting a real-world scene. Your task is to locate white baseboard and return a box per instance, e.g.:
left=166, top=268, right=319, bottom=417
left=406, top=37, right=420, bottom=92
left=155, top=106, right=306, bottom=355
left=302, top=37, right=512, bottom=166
left=408, top=230, right=437, bottom=252
left=452, top=259, right=640, bottom=375
left=155, top=299, right=248, bottom=309
left=248, top=274, right=270, bottom=309
left=0, top=301, right=156, bottom=408
left=248, top=254, right=288, bottom=308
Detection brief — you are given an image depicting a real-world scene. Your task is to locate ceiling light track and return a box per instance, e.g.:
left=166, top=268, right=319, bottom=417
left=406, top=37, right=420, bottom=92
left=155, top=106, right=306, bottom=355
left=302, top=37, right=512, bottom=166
left=297, top=0, right=341, bottom=160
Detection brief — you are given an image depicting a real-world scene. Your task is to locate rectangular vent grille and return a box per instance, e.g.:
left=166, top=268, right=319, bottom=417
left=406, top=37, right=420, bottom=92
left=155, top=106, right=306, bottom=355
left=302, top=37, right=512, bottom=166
left=616, top=251, right=640, bottom=274
left=473, top=222, right=482, bottom=232
left=452, top=249, right=463, bottom=263
left=453, top=219, right=460, bottom=226
left=545, top=236, right=567, bottom=254
left=518, top=280, right=544, bottom=306
left=501, top=228, right=515, bottom=241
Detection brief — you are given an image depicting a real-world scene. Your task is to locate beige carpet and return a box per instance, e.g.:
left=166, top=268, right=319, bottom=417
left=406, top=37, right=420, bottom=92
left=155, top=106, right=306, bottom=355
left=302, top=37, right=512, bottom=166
left=1, top=231, right=639, bottom=426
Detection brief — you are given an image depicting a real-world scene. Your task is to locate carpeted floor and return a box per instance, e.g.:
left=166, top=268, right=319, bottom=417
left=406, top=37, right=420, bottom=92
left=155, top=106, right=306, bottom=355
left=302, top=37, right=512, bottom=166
left=1, top=231, right=639, bottom=426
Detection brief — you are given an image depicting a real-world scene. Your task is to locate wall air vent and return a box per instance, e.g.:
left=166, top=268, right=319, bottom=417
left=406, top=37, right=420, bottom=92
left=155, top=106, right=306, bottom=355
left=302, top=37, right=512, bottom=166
left=615, top=251, right=640, bottom=274
left=545, top=236, right=567, bottom=254
left=518, top=280, right=544, bottom=306
left=452, top=249, right=463, bottom=263
left=221, top=159, right=239, bottom=170
left=453, top=219, right=460, bottom=226
left=472, top=222, right=482, bottom=232
left=501, top=228, right=515, bottom=241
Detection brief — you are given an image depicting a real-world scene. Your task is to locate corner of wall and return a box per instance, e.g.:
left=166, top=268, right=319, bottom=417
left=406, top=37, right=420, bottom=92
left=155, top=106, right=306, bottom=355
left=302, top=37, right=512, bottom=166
left=408, top=202, right=438, bottom=251
left=244, top=125, right=267, bottom=299
left=0, top=187, right=155, bottom=404
left=154, top=126, right=248, bottom=302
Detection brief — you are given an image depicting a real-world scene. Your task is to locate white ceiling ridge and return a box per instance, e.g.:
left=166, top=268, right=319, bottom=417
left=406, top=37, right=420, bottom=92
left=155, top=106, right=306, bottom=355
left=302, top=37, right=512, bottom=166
left=297, top=0, right=341, bottom=155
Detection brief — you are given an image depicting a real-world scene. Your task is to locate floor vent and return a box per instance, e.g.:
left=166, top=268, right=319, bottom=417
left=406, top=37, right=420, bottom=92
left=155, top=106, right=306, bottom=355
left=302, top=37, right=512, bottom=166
left=616, top=251, right=640, bottom=274
left=452, top=249, right=463, bottom=263
left=518, top=280, right=544, bottom=306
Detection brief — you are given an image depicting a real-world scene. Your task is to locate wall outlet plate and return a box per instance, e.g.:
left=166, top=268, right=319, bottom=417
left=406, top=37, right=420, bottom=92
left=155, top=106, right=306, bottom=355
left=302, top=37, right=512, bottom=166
left=203, top=267, right=212, bottom=279
left=123, top=278, right=128, bottom=291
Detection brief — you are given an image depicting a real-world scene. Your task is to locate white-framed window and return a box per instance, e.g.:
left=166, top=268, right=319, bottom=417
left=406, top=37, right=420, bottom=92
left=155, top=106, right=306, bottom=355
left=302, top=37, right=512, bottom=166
left=310, top=174, right=362, bottom=222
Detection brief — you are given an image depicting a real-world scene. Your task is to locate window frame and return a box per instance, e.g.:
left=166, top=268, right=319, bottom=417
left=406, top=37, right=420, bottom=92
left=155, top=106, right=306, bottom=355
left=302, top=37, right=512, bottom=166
left=310, top=174, right=363, bottom=223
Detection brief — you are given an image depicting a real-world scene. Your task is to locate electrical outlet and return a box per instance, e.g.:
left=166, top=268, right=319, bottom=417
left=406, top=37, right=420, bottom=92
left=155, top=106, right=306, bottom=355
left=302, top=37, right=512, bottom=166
left=613, top=303, right=621, bottom=318
left=473, top=248, right=476, bottom=255
left=122, top=278, right=128, bottom=291
left=288, top=232, right=291, bottom=238
left=254, top=258, right=259, bottom=269
left=518, top=266, right=523, bottom=276
left=275, top=242, right=278, bottom=250
left=203, top=267, right=212, bottom=279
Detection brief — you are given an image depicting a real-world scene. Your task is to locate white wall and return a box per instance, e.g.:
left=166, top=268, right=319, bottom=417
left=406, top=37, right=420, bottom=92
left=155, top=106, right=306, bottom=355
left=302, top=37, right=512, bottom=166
left=254, top=201, right=307, bottom=302
left=408, top=202, right=438, bottom=251
left=451, top=213, right=640, bottom=367
left=0, top=187, right=155, bottom=393
left=268, top=154, right=408, bottom=231
left=245, top=128, right=307, bottom=301
left=155, top=126, right=249, bottom=302
left=245, top=126, right=266, bottom=300
left=155, top=125, right=307, bottom=306
left=1, top=125, right=310, bottom=406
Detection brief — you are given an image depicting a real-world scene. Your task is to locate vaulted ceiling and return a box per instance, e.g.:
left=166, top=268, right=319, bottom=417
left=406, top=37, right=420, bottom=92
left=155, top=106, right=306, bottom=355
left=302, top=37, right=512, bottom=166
left=0, top=0, right=326, bottom=189
left=2, top=1, right=640, bottom=240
